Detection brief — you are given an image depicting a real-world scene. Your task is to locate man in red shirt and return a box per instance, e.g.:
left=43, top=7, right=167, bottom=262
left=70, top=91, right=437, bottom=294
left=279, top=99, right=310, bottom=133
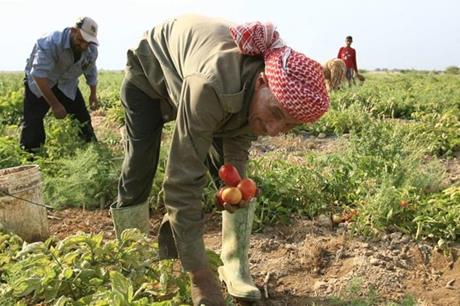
left=337, top=36, right=358, bottom=87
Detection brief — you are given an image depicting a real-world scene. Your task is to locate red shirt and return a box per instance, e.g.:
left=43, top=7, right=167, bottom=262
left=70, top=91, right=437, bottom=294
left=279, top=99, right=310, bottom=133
left=337, top=47, right=357, bottom=71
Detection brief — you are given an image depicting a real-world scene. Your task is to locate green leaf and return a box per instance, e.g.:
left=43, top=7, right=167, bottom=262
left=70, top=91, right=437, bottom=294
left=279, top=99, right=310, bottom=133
left=59, top=267, right=74, bottom=280
left=78, top=268, right=98, bottom=281
left=14, top=241, right=46, bottom=258
left=120, top=228, right=144, bottom=242
left=57, top=235, right=90, bottom=252
left=43, top=280, right=61, bottom=302
left=206, top=249, right=223, bottom=271
left=12, top=277, right=42, bottom=297
left=53, top=295, right=73, bottom=306
left=386, top=208, right=394, bottom=221
left=89, top=278, right=104, bottom=286
left=110, top=271, right=133, bottom=304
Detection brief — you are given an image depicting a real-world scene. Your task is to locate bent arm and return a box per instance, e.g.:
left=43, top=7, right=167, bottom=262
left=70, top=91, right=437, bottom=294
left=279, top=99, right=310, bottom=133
left=33, top=76, right=61, bottom=108
left=222, top=134, right=254, bottom=179
left=89, top=84, right=98, bottom=109
left=163, top=75, right=224, bottom=271
left=84, top=46, right=98, bottom=108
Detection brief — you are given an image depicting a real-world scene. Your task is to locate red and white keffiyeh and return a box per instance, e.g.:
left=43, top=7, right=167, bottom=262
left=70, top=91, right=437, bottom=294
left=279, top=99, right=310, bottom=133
left=230, top=22, right=329, bottom=123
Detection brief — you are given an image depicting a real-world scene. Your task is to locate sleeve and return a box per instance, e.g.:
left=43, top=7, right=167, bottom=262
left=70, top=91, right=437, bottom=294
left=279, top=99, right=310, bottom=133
left=337, top=47, right=343, bottom=59
left=223, top=134, right=255, bottom=178
left=162, top=75, right=224, bottom=271
left=84, top=46, right=98, bottom=86
left=29, top=36, right=58, bottom=79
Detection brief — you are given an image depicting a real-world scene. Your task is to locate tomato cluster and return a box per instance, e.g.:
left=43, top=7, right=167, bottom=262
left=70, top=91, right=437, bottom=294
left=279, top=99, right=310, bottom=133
left=216, top=163, right=257, bottom=206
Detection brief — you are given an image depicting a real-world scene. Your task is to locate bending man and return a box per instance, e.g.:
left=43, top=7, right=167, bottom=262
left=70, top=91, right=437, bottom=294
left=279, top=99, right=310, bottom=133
left=20, top=17, right=99, bottom=152
left=112, top=15, right=329, bottom=305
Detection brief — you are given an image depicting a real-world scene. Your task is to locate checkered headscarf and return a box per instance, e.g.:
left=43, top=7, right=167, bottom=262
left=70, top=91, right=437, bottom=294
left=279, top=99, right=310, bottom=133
left=230, top=22, right=329, bottom=123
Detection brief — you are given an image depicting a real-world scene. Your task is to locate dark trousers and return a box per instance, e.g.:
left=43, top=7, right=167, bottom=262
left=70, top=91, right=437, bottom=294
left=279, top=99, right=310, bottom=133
left=117, top=79, right=165, bottom=207
left=20, top=83, right=96, bottom=151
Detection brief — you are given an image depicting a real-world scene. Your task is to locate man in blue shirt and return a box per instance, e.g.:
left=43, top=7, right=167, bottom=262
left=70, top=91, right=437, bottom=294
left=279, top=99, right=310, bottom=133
left=20, top=17, right=99, bottom=152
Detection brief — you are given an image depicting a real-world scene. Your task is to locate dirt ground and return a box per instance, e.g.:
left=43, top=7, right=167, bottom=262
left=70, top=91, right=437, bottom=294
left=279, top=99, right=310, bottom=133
left=46, top=121, right=460, bottom=306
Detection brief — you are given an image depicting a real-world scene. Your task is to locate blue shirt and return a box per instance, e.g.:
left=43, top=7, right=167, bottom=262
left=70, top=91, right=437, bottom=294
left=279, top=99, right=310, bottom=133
left=25, top=28, right=98, bottom=100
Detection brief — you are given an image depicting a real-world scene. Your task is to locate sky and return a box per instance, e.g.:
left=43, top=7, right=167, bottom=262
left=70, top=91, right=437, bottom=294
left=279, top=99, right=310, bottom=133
left=0, top=0, right=459, bottom=71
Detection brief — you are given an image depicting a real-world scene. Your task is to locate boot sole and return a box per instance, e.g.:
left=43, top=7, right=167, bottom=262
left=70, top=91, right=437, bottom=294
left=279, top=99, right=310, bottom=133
left=218, top=266, right=261, bottom=301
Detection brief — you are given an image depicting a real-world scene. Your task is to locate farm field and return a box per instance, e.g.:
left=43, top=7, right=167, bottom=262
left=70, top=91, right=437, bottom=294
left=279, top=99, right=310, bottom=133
left=1, top=71, right=459, bottom=305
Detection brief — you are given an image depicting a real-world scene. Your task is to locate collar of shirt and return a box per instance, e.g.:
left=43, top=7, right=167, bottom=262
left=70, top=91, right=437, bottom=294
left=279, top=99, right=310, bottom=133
left=63, top=28, right=72, bottom=50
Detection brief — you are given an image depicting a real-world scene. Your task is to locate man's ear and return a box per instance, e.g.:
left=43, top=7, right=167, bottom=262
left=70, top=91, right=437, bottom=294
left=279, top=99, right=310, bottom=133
left=255, top=72, right=268, bottom=90
left=70, top=27, right=78, bottom=37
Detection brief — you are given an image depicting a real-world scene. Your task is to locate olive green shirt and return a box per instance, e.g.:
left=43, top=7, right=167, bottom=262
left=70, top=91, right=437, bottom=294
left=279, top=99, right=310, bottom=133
left=125, top=15, right=264, bottom=270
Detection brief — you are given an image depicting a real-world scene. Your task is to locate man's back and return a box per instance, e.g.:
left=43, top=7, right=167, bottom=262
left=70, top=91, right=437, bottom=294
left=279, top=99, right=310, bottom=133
left=126, top=15, right=263, bottom=110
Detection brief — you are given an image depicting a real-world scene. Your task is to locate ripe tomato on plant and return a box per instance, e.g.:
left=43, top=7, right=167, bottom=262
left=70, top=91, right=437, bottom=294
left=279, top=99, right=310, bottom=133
left=218, top=163, right=241, bottom=187
left=237, top=178, right=257, bottom=201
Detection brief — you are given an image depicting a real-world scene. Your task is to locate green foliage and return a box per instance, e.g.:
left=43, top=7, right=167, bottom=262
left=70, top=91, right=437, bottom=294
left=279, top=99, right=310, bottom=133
left=106, top=103, right=125, bottom=126
left=345, top=121, right=443, bottom=194
left=0, top=135, right=32, bottom=168
left=414, top=185, right=460, bottom=240
left=298, top=73, right=460, bottom=156
left=409, top=110, right=460, bottom=156
left=41, top=116, right=87, bottom=160
left=444, top=66, right=460, bottom=75
left=249, top=157, right=330, bottom=228
left=297, top=103, right=372, bottom=136
left=43, top=144, right=120, bottom=209
left=0, top=73, right=24, bottom=126
left=0, top=80, right=124, bottom=210
left=0, top=229, right=199, bottom=305
left=251, top=120, right=447, bottom=240
left=79, top=71, right=124, bottom=109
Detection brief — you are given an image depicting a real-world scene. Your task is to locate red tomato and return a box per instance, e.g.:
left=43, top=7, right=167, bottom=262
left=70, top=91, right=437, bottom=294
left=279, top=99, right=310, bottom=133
left=237, top=178, right=257, bottom=201
left=218, top=163, right=241, bottom=187
left=216, top=187, right=226, bottom=205
left=221, top=187, right=242, bottom=205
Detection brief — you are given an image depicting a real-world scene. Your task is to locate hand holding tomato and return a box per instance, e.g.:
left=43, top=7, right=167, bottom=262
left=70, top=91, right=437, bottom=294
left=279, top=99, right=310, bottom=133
left=215, top=164, right=258, bottom=213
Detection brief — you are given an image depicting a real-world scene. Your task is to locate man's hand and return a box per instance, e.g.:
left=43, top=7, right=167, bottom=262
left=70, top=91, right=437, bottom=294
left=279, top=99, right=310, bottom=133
left=89, top=93, right=98, bottom=111
left=51, top=103, right=67, bottom=119
left=223, top=200, right=251, bottom=213
left=33, top=76, right=67, bottom=118
left=223, top=187, right=261, bottom=213
left=215, top=190, right=259, bottom=213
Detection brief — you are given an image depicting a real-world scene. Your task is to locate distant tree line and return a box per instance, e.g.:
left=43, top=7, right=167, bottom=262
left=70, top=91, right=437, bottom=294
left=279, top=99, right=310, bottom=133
left=368, top=66, right=459, bottom=74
